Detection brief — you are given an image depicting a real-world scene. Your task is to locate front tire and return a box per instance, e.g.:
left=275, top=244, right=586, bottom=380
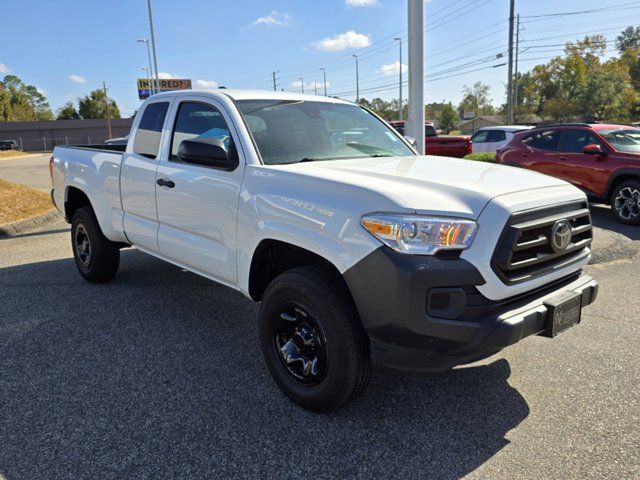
left=259, top=266, right=371, bottom=413
left=71, top=206, right=120, bottom=283
left=611, top=181, right=640, bottom=225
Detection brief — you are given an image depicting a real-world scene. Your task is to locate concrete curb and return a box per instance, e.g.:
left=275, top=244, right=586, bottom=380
left=0, top=209, right=62, bottom=238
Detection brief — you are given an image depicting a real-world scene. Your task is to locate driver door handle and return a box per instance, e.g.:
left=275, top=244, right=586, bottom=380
left=157, top=178, right=175, bottom=188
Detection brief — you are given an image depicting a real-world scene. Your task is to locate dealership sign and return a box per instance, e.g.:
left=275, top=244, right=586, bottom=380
left=137, top=78, right=192, bottom=99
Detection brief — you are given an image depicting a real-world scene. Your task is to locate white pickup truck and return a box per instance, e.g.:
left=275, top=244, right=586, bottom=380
left=51, top=90, right=598, bottom=412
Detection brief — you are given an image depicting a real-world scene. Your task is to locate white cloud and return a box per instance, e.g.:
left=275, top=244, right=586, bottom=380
left=380, top=61, right=408, bottom=76
left=313, top=31, right=371, bottom=52
left=250, top=10, right=292, bottom=27
left=195, top=79, right=218, bottom=88
left=346, top=0, right=378, bottom=7
left=68, top=74, right=86, bottom=84
left=0, top=63, right=10, bottom=74
left=158, top=72, right=174, bottom=79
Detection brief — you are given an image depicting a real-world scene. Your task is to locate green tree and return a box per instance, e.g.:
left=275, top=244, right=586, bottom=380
left=57, top=101, right=80, bottom=120
left=78, top=89, right=121, bottom=119
left=457, top=81, right=494, bottom=118
left=0, top=74, right=53, bottom=121
left=616, top=26, right=640, bottom=53
left=439, top=102, right=458, bottom=133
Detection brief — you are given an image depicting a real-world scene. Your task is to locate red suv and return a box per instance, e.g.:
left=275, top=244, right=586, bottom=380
left=496, top=123, right=640, bottom=224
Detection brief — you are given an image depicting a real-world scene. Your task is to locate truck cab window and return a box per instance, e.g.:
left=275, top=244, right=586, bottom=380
left=133, top=102, right=169, bottom=158
left=171, top=102, right=232, bottom=160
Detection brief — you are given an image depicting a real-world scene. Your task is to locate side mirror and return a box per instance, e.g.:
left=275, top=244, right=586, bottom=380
left=404, top=135, right=417, bottom=148
left=177, top=137, right=238, bottom=171
left=583, top=144, right=605, bottom=155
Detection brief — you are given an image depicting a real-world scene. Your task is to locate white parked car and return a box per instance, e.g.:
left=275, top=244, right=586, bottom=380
left=471, top=125, right=533, bottom=153
left=50, top=90, right=597, bottom=412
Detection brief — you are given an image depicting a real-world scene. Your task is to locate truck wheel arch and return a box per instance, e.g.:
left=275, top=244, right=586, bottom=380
left=248, top=239, right=350, bottom=303
left=64, top=186, right=93, bottom=222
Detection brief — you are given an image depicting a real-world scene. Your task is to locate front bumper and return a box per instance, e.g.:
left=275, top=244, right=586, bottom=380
left=343, top=246, right=598, bottom=374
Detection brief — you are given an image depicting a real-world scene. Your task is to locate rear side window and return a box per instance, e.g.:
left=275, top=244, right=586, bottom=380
left=133, top=102, right=169, bottom=158
left=425, top=125, right=437, bottom=137
left=523, top=130, right=561, bottom=151
left=486, top=130, right=506, bottom=142
left=170, top=102, right=232, bottom=160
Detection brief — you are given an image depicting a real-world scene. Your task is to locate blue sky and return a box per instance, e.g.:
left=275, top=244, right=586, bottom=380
left=1, top=0, right=638, bottom=117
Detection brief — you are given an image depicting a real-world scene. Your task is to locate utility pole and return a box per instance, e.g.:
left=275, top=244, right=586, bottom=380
left=353, top=54, right=360, bottom=103
left=137, top=39, right=154, bottom=94
left=394, top=37, right=403, bottom=121
left=298, top=77, right=304, bottom=94
left=272, top=71, right=277, bottom=91
left=320, top=68, right=327, bottom=96
left=147, top=0, right=160, bottom=95
left=514, top=14, right=520, bottom=122
left=407, top=0, right=425, bottom=154
left=314, top=82, right=318, bottom=95
left=102, top=82, right=112, bottom=139
left=507, top=0, right=515, bottom=125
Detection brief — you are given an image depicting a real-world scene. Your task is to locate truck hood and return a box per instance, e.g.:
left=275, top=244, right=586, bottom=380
left=275, top=155, right=572, bottom=218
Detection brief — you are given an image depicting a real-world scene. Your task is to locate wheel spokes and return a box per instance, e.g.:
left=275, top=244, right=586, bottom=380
left=274, top=303, right=327, bottom=384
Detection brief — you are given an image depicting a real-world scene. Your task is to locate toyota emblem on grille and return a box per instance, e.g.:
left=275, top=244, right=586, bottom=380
left=551, top=220, right=572, bottom=252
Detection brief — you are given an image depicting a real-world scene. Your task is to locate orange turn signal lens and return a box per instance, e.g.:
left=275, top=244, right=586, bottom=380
left=362, top=218, right=394, bottom=237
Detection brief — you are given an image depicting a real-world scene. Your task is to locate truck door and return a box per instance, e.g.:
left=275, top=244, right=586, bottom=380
left=121, top=100, right=171, bottom=252
left=154, top=97, right=244, bottom=284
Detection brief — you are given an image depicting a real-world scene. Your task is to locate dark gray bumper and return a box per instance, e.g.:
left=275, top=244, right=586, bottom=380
left=343, top=246, right=598, bottom=374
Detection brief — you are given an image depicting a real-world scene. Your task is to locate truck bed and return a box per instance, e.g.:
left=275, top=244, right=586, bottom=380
left=51, top=144, right=127, bottom=243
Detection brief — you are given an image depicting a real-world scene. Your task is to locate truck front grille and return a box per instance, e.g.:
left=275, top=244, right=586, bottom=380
left=492, top=201, right=592, bottom=284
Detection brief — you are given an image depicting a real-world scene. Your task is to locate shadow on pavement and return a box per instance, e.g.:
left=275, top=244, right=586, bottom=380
left=590, top=203, right=640, bottom=242
left=0, top=250, right=529, bottom=479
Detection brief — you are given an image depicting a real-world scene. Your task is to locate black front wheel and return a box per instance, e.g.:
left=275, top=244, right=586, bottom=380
left=71, top=207, right=120, bottom=283
left=611, top=181, right=640, bottom=225
left=259, top=266, right=371, bottom=413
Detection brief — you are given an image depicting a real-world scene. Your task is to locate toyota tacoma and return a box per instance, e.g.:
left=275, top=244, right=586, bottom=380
left=50, top=90, right=598, bottom=412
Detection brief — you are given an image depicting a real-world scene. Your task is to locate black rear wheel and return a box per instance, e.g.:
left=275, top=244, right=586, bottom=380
left=259, top=266, right=371, bottom=413
left=71, top=207, right=120, bottom=283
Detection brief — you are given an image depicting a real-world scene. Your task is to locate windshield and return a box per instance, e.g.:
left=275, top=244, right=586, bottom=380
left=236, top=100, right=415, bottom=165
left=600, top=129, right=640, bottom=153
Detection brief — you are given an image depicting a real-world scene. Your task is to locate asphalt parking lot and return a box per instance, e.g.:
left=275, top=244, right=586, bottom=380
left=0, top=156, right=639, bottom=479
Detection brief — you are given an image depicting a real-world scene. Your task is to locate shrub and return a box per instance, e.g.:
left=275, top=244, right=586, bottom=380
left=463, top=152, right=496, bottom=162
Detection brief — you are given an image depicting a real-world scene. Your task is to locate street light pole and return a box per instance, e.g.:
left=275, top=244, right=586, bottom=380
left=407, top=0, right=425, bottom=154
left=298, top=77, right=304, bottom=94
left=352, top=54, right=360, bottom=103
left=141, top=67, right=151, bottom=97
left=319, top=68, right=327, bottom=96
left=146, top=0, right=160, bottom=96
left=272, top=71, right=277, bottom=91
left=137, top=38, right=154, bottom=94
left=514, top=14, right=520, bottom=122
left=507, top=0, right=515, bottom=124
left=102, top=81, right=112, bottom=139
left=394, top=37, right=403, bottom=120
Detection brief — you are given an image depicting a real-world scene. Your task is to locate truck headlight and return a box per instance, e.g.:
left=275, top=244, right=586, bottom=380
left=361, top=214, right=477, bottom=255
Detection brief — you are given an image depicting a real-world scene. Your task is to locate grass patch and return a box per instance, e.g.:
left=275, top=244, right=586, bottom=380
left=0, top=151, right=29, bottom=159
left=0, top=179, right=53, bottom=225
left=464, top=152, right=496, bottom=162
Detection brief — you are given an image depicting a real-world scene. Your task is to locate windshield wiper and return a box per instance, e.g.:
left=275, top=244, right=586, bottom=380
left=345, top=142, right=396, bottom=157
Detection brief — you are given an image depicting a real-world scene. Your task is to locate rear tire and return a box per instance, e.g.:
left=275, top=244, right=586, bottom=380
left=259, top=266, right=371, bottom=413
left=610, top=180, right=640, bottom=225
left=71, top=206, right=120, bottom=283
